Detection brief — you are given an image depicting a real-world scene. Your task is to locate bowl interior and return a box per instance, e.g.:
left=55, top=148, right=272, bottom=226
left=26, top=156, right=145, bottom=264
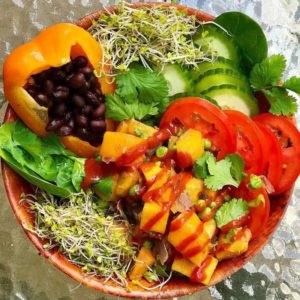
left=1, top=3, right=293, bottom=299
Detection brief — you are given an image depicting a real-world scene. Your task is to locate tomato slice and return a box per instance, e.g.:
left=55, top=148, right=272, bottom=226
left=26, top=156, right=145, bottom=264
left=255, top=123, right=283, bottom=192
left=160, top=97, right=236, bottom=159
left=253, top=113, right=300, bottom=194
left=233, top=179, right=270, bottom=240
left=224, top=110, right=265, bottom=175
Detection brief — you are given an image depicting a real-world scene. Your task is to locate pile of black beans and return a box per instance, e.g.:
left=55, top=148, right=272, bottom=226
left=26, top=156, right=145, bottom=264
left=25, top=56, right=106, bottom=146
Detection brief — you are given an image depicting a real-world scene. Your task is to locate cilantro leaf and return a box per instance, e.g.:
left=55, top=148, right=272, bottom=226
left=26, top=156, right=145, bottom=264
left=105, top=94, right=134, bottom=121
left=263, top=87, right=297, bottom=116
left=226, top=153, right=247, bottom=185
left=204, top=155, right=239, bottom=191
left=215, top=198, right=249, bottom=228
left=283, top=76, right=300, bottom=94
left=116, top=63, right=168, bottom=103
left=106, top=63, right=169, bottom=121
left=250, top=54, right=286, bottom=89
left=193, top=151, right=214, bottom=179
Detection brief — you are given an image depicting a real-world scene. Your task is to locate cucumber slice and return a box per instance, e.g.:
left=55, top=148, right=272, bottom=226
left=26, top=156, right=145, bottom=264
left=194, top=25, right=240, bottom=63
left=201, top=84, right=259, bottom=116
left=161, top=64, right=192, bottom=96
left=195, top=68, right=250, bottom=93
left=190, top=57, right=240, bottom=80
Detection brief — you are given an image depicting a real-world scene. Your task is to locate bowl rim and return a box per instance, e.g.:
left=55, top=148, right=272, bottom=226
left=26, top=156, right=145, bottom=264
left=1, top=2, right=293, bottom=299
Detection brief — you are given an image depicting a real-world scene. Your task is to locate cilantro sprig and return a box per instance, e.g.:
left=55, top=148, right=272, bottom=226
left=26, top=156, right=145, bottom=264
left=250, top=54, right=300, bottom=116
left=106, top=63, right=169, bottom=121
left=215, top=198, right=249, bottom=229
left=193, top=152, right=246, bottom=191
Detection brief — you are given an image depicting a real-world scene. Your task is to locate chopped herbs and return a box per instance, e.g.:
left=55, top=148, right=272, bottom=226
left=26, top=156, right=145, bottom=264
left=215, top=198, right=249, bottom=228
left=248, top=175, right=263, bottom=189
left=193, top=152, right=246, bottom=191
left=250, top=54, right=300, bottom=116
left=90, top=2, right=211, bottom=73
left=23, top=190, right=136, bottom=287
left=106, top=64, right=169, bottom=121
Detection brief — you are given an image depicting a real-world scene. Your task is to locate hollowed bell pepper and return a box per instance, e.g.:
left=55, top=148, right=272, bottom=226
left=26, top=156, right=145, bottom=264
left=3, top=23, right=115, bottom=157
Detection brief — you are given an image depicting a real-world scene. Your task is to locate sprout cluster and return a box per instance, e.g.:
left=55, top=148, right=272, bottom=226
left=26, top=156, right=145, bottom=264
left=22, top=190, right=136, bottom=287
left=90, top=1, right=212, bottom=73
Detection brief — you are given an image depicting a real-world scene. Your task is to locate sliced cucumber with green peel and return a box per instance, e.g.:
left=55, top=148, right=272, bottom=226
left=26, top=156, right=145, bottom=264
left=195, top=68, right=250, bottom=93
left=161, top=64, right=192, bottom=96
left=201, top=84, right=258, bottom=116
left=190, top=57, right=240, bottom=80
left=194, top=25, right=240, bottom=63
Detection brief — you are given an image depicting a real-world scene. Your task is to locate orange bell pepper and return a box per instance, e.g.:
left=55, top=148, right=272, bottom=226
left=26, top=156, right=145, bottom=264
left=3, top=23, right=115, bottom=157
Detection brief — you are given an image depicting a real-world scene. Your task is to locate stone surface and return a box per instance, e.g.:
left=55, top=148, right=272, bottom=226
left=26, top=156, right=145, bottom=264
left=0, top=0, right=299, bottom=299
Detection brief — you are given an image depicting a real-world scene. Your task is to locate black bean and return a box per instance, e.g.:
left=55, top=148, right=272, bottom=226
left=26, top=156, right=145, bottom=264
left=76, top=127, right=89, bottom=139
left=75, top=115, right=88, bottom=127
left=36, top=93, right=49, bottom=107
left=90, top=120, right=106, bottom=133
left=67, top=119, right=75, bottom=129
left=43, top=80, right=55, bottom=95
left=68, top=73, right=85, bottom=89
left=46, top=119, right=63, bottom=131
left=92, top=103, right=105, bottom=119
left=86, top=91, right=99, bottom=106
left=74, top=56, right=88, bottom=68
left=33, top=71, right=47, bottom=85
left=94, top=88, right=103, bottom=97
left=78, top=81, right=90, bottom=94
left=80, top=66, right=94, bottom=78
left=64, top=112, right=72, bottom=122
left=82, top=105, right=93, bottom=116
left=51, top=68, right=66, bottom=82
left=53, top=86, right=70, bottom=99
left=58, top=125, right=73, bottom=136
left=72, top=94, right=85, bottom=108
left=55, top=103, right=67, bottom=117
left=27, top=85, right=39, bottom=97
left=63, top=62, right=74, bottom=74
left=89, top=76, right=98, bottom=90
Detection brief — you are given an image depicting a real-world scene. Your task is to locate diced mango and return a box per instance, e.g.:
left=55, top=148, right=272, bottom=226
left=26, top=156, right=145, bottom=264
left=116, top=170, right=140, bottom=197
left=197, top=256, right=218, bottom=285
left=203, top=219, right=217, bottom=239
left=168, top=212, right=201, bottom=248
left=117, top=119, right=157, bottom=138
left=185, top=177, right=204, bottom=203
left=140, top=201, right=169, bottom=234
left=100, top=132, right=142, bottom=162
left=172, top=256, right=195, bottom=277
left=172, top=255, right=218, bottom=286
left=129, top=247, right=156, bottom=280
left=140, top=162, right=162, bottom=185
left=148, top=169, right=170, bottom=192
left=176, top=129, right=204, bottom=168
left=186, top=243, right=209, bottom=267
left=216, top=228, right=252, bottom=261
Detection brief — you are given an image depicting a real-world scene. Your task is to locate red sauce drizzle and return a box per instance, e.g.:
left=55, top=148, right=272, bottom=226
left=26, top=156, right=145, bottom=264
left=116, top=120, right=181, bottom=166
left=81, top=158, right=118, bottom=190
left=176, top=152, right=193, bottom=169
left=170, top=209, right=194, bottom=232
left=190, top=256, right=213, bottom=283
left=220, top=214, right=250, bottom=234
left=141, top=173, right=191, bottom=231
left=183, top=240, right=209, bottom=258
left=176, top=222, right=204, bottom=252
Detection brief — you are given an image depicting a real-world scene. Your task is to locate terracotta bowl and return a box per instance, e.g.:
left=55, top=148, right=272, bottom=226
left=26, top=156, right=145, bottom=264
left=1, top=2, right=293, bottom=299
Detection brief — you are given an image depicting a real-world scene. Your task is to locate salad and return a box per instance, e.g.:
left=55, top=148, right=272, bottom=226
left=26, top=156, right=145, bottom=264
left=2, top=1, right=300, bottom=291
